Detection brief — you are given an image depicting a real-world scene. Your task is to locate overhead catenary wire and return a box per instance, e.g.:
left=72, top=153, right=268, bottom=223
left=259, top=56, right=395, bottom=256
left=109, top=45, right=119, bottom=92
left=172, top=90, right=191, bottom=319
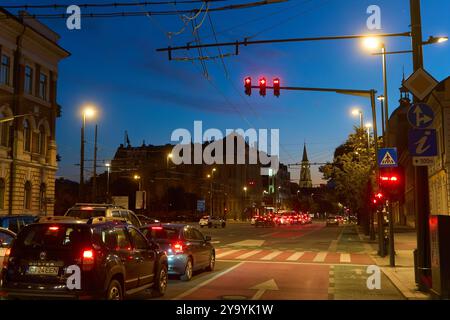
left=1, top=1, right=230, bottom=9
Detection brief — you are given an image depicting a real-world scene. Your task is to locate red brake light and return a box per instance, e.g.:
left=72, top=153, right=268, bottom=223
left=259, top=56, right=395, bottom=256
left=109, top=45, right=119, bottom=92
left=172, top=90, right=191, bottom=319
left=152, top=226, right=163, bottom=230
left=48, top=226, right=59, bottom=231
left=83, top=250, right=94, bottom=259
left=173, top=242, right=184, bottom=254
left=82, top=249, right=95, bottom=270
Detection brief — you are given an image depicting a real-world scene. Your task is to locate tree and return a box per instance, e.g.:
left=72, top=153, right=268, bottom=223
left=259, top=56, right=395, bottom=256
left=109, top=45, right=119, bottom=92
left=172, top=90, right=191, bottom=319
left=320, top=127, right=376, bottom=220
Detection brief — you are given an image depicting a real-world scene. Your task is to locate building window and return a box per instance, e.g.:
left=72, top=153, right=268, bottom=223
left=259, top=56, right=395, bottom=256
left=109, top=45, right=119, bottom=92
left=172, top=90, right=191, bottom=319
left=0, top=179, right=5, bottom=209
left=0, top=113, right=11, bottom=147
left=24, top=181, right=32, bottom=210
left=24, top=66, right=33, bottom=94
left=39, top=73, right=48, bottom=100
left=0, top=55, right=10, bottom=85
left=39, top=183, right=46, bottom=213
left=23, top=119, right=31, bottom=152
left=38, top=125, right=47, bottom=155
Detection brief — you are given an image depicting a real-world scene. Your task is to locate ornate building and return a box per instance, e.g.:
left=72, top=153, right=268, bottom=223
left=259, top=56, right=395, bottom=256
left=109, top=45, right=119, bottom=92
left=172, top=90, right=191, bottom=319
left=299, top=144, right=312, bottom=188
left=0, top=9, right=69, bottom=215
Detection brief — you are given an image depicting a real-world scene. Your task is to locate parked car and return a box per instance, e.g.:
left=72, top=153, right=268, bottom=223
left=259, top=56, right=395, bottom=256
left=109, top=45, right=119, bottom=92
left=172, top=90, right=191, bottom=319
left=254, top=215, right=275, bottom=227
left=0, top=215, right=38, bottom=234
left=64, top=203, right=142, bottom=228
left=0, top=228, right=16, bottom=288
left=141, top=224, right=215, bottom=281
left=1, top=218, right=168, bottom=300
left=326, top=215, right=339, bottom=226
left=199, top=215, right=225, bottom=228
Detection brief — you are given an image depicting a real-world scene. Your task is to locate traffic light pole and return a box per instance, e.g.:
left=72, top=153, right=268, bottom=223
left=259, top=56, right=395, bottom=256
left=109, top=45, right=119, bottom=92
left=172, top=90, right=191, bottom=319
left=388, top=200, right=395, bottom=266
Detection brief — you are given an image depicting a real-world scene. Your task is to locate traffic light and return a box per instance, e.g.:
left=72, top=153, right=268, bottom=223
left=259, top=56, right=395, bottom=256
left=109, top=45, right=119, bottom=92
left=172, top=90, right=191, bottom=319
left=372, top=192, right=384, bottom=209
left=244, top=77, right=252, bottom=96
left=273, top=78, right=280, bottom=97
left=378, top=167, right=404, bottom=200
left=259, top=77, right=266, bottom=97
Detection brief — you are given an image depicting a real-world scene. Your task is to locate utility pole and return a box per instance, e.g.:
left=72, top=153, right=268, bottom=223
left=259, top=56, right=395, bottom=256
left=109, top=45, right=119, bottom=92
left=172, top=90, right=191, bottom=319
left=410, top=0, right=431, bottom=291
left=92, top=124, right=98, bottom=202
left=79, top=117, right=85, bottom=201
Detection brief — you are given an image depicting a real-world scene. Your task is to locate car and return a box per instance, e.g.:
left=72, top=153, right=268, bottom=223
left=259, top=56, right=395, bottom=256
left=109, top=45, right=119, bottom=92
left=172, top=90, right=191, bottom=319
left=1, top=217, right=168, bottom=300
left=137, top=215, right=161, bottom=226
left=64, top=203, right=142, bottom=228
left=250, top=215, right=258, bottom=225
left=0, top=228, right=16, bottom=288
left=302, top=213, right=312, bottom=224
left=199, top=215, right=225, bottom=228
left=254, top=215, right=275, bottom=227
left=326, top=215, right=339, bottom=226
left=277, top=213, right=292, bottom=225
left=0, top=215, right=38, bottom=234
left=140, top=224, right=215, bottom=281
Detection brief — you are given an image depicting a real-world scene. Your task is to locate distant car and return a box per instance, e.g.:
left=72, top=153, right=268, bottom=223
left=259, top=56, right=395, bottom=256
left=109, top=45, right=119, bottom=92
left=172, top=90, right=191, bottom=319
left=278, top=213, right=293, bottom=225
left=64, top=203, right=142, bottom=228
left=0, top=215, right=38, bottom=234
left=0, top=228, right=16, bottom=288
left=199, top=216, right=225, bottom=228
left=302, top=213, right=312, bottom=224
left=1, top=218, right=168, bottom=300
left=141, top=224, right=215, bottom=281
left=326, top=215, right=339, bottom=226
left=254, top=215, right=274, bottom=228
left=250, top=215, right=258, bottom=225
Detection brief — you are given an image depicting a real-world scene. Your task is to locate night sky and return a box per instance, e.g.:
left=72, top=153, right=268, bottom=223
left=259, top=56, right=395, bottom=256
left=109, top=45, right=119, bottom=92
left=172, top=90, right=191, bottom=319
left=3, top=0, right=450, bottom=184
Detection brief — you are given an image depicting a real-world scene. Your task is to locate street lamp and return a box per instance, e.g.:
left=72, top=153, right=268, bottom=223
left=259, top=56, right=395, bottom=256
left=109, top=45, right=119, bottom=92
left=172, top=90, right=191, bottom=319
left=105, top=163, right=111, bottom=201
left=365, top=123, right=373, bottom=150
left=80, top=105, right=96, bottom=201
left=133, top=174, right=141, bottom=190
left=377, top=95, right=385, bottom=139
left=351, top=108, right=364, bottom=129
left=166, top=153, right=173, bottom=213
left=207, top=168, right=217, bottom=216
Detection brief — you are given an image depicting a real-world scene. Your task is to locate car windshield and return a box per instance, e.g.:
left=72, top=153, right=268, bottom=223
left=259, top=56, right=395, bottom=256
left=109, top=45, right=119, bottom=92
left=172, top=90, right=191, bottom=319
left=15, top=224, right=90, bottom=250
left=66, top=209, right=106, bottom=219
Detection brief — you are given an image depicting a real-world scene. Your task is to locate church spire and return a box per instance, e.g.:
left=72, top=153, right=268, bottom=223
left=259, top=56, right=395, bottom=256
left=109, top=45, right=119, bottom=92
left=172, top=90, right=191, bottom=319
left=299, top=143, right=312, bottom=189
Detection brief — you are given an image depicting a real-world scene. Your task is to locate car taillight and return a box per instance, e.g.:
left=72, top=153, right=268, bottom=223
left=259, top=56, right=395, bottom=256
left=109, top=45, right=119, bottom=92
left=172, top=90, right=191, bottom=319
left=172, top=242, right=184, bottom=254
left=82, top=249, right=95, bottom=271
left=152, top=226, right=163, bottom=230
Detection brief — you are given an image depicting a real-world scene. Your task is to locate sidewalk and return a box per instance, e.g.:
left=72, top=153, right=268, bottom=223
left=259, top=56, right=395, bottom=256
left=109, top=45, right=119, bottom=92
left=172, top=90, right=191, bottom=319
left=357, top=226, right=430, bottom=300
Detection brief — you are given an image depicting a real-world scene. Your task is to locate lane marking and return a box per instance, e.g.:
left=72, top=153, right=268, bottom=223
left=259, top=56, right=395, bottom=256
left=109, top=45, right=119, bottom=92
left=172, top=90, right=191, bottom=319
left=235, top=250, right=262, bottom=259
left=313, top=252, right=327, bottom=262
left=216, top=259, right=371, bottom=267
left=260, top=250, right=282, bottom=261
left=228, top=240, right=265, bottom=247
left=215, top=249, right=240, bottom=259
left=340, top=253, right=351, bottom=263
left=286, top=252, right=304, bottom=261
left=172, top=262, right=244, bottom=300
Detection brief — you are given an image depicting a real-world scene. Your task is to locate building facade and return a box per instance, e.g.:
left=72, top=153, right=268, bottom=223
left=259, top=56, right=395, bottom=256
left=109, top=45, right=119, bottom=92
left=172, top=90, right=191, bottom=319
left=0, top=9, right=69, bottom=215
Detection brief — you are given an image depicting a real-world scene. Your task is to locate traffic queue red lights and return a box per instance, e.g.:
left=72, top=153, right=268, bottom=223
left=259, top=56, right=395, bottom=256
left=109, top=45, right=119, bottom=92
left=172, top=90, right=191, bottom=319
left=243, top=76, right=281, bottom=97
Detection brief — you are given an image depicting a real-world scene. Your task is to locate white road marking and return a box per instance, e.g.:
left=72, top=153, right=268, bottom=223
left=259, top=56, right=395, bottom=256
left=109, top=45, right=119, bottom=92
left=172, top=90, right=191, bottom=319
left=313, top=252, right=327, bottom=262
left=260, top=250, right=282, bottom=261
left=286, top=252, right=304, bottom=261
left=228, top=240, right=265, bottom=247
left=215, top=249, right=240, bottom=259
left=340, top=253, right=351, bottom=263
left=172, top=262, right=245, bottom=300
left=235, top=250, right=262, bottom=259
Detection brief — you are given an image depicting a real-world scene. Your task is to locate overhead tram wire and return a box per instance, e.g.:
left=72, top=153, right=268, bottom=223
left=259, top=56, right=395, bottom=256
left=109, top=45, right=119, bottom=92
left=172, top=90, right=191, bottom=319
left=1, top=1, right=230, bottom=9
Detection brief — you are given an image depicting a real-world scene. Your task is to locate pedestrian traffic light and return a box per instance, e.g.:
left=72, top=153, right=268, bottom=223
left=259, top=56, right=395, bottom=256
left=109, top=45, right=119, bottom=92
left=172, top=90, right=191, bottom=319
left=259, top=77, right=266, bottom=97
left=372, top=192, right=384, bottom=209
left=244, top=77, right=252, bottom=96
left=378, top=167, right=404, bottom=200
left=273, top=78, right=280, bottom=97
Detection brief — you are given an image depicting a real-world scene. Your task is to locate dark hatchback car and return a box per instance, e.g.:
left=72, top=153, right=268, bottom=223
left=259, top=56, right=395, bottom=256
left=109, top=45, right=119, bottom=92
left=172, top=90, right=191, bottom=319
left=141, top=224, right=215, bottom=281
left=1, top=218, right=168, bottom=300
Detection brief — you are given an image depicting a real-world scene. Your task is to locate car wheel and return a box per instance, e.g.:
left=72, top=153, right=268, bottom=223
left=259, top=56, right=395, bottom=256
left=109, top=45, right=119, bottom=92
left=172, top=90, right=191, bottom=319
left=106, top=279, right=123, bottom=300
left=180, top=258, right=193, bottom=281
left=206, top=252, right=215, bottom=271
left=152, top=264, right=168, bottom=296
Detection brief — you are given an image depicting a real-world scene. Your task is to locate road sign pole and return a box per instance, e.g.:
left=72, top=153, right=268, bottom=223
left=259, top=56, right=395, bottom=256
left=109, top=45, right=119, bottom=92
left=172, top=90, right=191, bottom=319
left=388, top=199, right=395, bottom=267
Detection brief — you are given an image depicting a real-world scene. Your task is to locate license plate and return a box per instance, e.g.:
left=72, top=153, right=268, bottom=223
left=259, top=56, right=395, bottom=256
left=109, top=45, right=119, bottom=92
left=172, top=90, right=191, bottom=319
left=27, top=266, right=59, bottom=276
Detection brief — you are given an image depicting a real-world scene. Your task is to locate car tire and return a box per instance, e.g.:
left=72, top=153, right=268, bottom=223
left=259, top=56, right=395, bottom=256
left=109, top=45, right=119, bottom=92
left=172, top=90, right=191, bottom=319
left=152, top=264, right=168, bottom=297
left=180, top=258, right=193, bottom=281
left=206, top=252, right=215, bottom=271
left=106, top=279, right=123, bottom=300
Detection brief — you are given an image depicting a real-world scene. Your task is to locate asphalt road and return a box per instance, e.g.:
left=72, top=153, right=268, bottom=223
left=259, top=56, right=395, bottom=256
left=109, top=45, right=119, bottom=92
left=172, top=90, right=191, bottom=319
left=133, top=221, right=404, bottom=300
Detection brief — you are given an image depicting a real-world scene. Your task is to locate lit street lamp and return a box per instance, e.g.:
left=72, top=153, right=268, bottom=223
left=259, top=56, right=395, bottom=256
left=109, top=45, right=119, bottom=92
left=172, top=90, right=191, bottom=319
left=365, top=123, right=373, bottom=150
left=207, top=168, right=217, bottom=216
left=351, top=108, right=364, bottom=129
left=133, top=174, right=141, bottom=190
left=80, top=105, right=96, bottom=201
left=105, top=162, right=111, bottom=201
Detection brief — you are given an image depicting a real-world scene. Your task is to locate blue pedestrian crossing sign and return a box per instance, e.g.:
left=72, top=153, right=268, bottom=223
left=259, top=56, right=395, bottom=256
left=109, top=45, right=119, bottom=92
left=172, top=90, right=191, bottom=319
left=378, top=148, right=398, bottom=168
left=407, top=103, right=434, bottom=129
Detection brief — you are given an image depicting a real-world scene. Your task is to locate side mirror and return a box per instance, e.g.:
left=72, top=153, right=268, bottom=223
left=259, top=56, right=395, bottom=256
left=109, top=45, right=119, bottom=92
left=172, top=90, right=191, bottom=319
left=205, top=235, right=211, bottom=242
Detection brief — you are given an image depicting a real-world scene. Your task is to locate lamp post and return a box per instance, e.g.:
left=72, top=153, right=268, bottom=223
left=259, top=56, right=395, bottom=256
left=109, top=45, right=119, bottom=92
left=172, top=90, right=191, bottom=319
left=80, top=106, right=95, bottom=201
left=351, top=108, right=364, bottom=129
left=365, top=123, right=372, bottom=150
left=377, top=95, right=385, bottom=140
left=207, top=168, right=216, bottom=216
left=105, top=163, right=111, bottom=202
left=166, top=153, right=172, bottom=213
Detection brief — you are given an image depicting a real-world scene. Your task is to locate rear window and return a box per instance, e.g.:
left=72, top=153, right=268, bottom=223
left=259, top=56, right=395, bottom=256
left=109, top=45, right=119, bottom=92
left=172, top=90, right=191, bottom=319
left=15, top=224, right=91, bottom=250
left=66, top=209, right=106, bottom=219
left=143, top=227, right=179, bottom=241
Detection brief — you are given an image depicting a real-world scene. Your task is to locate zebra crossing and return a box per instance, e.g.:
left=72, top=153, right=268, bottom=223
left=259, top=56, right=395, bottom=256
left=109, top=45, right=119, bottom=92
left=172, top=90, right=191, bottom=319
left=215, top=247, right=373, bottom=265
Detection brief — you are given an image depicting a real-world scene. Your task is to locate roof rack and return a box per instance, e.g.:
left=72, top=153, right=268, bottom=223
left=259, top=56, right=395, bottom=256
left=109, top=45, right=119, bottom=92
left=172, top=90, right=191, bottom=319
left=86, top=216, right=129, bottom=225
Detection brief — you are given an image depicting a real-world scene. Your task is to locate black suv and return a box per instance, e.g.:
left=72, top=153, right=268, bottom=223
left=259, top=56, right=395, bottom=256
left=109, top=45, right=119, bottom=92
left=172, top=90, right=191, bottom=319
left=1, top=217, right=168, bottom=300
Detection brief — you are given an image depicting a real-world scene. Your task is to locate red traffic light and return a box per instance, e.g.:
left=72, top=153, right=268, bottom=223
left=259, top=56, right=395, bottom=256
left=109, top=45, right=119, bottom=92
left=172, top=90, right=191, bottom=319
left=273, top=78, right=280, bottom=97
left=244, top=77, right=252, bottom=96
left=380, top=175, right=399, bottom=183
left=259, top=77, right=267, bottom=97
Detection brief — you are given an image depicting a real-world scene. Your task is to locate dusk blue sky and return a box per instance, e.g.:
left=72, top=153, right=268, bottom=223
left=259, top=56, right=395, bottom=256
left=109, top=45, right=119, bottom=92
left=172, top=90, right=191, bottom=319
left=4, top=0, right=450, bottom=184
